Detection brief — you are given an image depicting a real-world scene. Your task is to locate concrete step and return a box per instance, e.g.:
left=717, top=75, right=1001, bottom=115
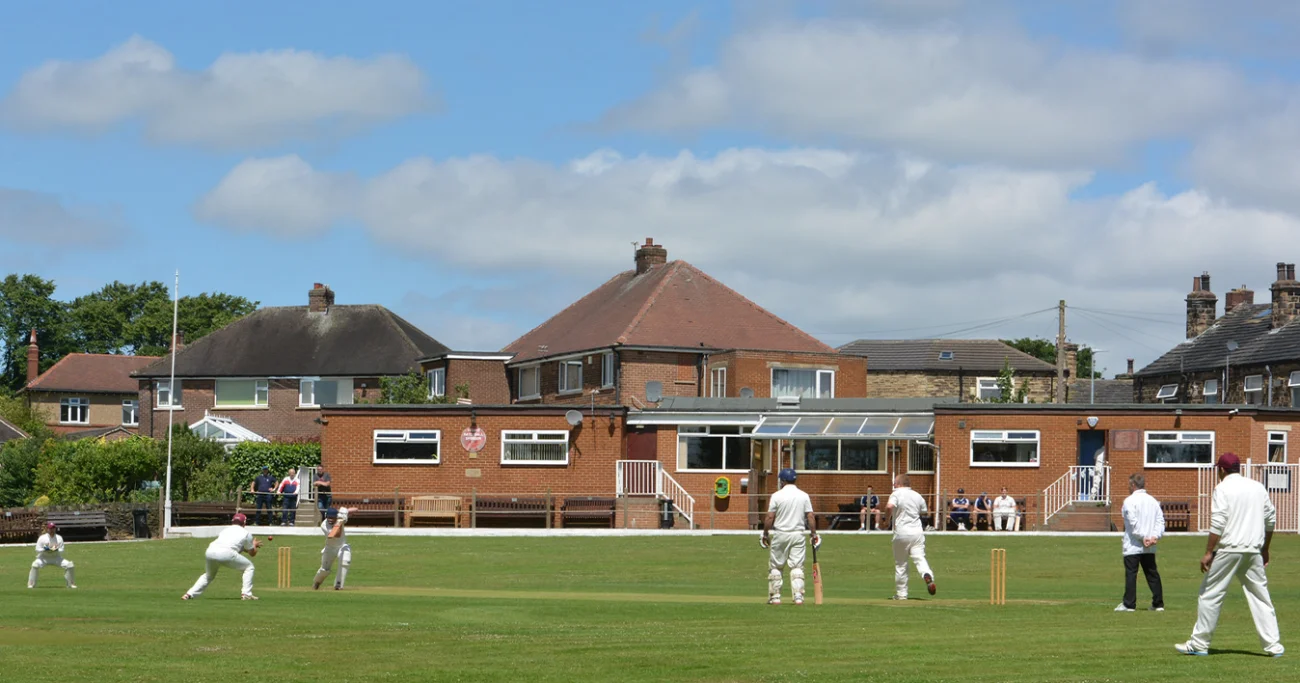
left=1043, top=502, right=1114, bottom=532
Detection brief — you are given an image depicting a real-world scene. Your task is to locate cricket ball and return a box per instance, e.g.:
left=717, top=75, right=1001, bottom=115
left=267, top=536, right=274, bottom=541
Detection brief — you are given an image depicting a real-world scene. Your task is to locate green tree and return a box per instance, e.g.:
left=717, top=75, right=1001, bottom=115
left=376, top=371, right=469, bottom=405
left=121, top=290, right=259, bottom=356
left=163, top=423, right=226, bottom=502
left=1001, top=337, right=1099, bottom=379
left=986, top=360, right=1031, bottom=403
left=66, top=280, right=169, bottom=354
left=0, top=436, right=44, bottom=506
left=33, top=436, right=164, bottom=504
left=0, top=274, right=71, bottom=391
left=226, top=441, right=322, bottom=496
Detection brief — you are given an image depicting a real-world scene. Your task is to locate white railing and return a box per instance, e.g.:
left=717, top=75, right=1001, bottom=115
left=1043, top=465, right=1111, bottom=524
left=614, top=460, right=695, bottom=528
left=1197, top=465, right=1216, bottom=532
left=660, top=470, right=695, bottom=528
left=1247, top=462, right=1300, bottom=533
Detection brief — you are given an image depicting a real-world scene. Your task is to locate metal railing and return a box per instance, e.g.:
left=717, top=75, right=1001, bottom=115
left=660, top=470, right=695, bottom=528
left=1043, top=465, right=1111, bottom=525
left=614, top=461, right=695, bottom=527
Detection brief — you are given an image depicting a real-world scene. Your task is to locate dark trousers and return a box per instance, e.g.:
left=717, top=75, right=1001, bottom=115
left=317, top=492, right=332, bottom=514
left=255, top=493, right=273, bottom=525
left=1123, top=553, right=1164, bottom=609
left=950, top=512, right=970, bottom=528
left=282, top=496, right=298, bottom=525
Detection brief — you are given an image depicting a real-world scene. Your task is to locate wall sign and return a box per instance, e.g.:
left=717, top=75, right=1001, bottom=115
left=714, top=476, right=731, bottom=499
left=461, top=427, right=487, bottom=453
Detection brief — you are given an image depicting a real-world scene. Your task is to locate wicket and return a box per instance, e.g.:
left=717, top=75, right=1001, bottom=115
left=989, top=548, right=1006, bottom=605
left=277, top=546, right=292, bottom=589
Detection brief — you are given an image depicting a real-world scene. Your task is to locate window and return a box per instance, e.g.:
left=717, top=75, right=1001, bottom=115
left=373, top=430, right=440, bottom=464
left=1269, top=431, right=1287, bottom=463
left=559, top=360, right=582, bottom=394
left=976, top=378, right=1001, bottom=401
left=517, top=366, right=540, bottom=400
left=971, top=430, right=1040, bottom=466
left=1145, top=431, right=1215, bottom=467
left=938, top=351, right=954, bottom=361
left=601, top=353, right=615, bottom=388
left=908, top=441, right=935, bottom=473
left=1290, top=371, right=1300, bottom=407
left=155, top=380, right=182, bottom=408
left=771, top=368, right=834, bottom=399
left=502, top=430, right=569, bottom=465
left=1155, top=384, right=1179, bottom=402
left=59, top=397, right=89, bottom=425
left=299, top=378, right=354, bottom=407
left=677, top=426, right=752, bottom=471
left=122, top=400, right=139, bottom=426
left=1244, top=375, right=1263, bottom=405
left=710, top=368, right=727, bottom=397
left=427, top=367, right=446, bottom=398
left=215, top=379, right=269, bottom=407
left=1203, top=379, right=1220, bottom=405
left=790, top=439, right=883, bottom=472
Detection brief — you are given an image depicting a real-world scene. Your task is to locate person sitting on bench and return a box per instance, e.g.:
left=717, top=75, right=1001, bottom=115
left=973, top=492, right=991, bottom=530
left=950, top=489, right=972, bottom=531
left=858, top=488, right=883, bottom=531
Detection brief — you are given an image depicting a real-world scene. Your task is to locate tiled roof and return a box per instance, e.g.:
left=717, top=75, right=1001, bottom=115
left=26, top=354, right=161, bottom=394
left=504, top=261, right=833, bottom=363
left=837, top=339, right=1056, bottom=373
left=0, top=416, right=28, bottom=444
left=62, top=426, right=135, bottom=441
left=1135, top=304, right=1300, bottom=377
left=1067, top=379, right=1134, bottom=404
left=133, top=305, right=449, bottom=378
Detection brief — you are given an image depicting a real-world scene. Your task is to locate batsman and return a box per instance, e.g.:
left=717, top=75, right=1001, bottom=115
left=762, top=468, right=819, bottom=605
left=313, top=507, right=352, bottom=590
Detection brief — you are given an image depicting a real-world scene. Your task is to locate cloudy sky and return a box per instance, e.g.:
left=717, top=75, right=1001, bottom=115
left=3, top=0, right=1299, bottom=375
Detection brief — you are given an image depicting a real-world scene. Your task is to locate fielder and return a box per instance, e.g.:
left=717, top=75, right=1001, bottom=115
left=183, top=513, right=261, bottom=601
left=887, top=474, right=935, bottom=599
left=762, top=469, right=818, bottom=606
left=313, top=507, right=352, bottom=590
left=28, top=522, right=76, bottom=589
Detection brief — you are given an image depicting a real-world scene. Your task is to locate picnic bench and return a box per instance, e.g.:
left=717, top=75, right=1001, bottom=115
left=405, top=495, right=462, bottom=528
left=332, top=497, right=400, bottom=527
left=472, top=496, right=552, bottom=528
left=1161, top=500, right=1191, bottom=532
left=172, top=501, right=240, bottom=526
left=560, top=497, right=616, bottom=528
left=0, top=509, right=44, bottom=543
left=46, top=510, right=109, bottom=541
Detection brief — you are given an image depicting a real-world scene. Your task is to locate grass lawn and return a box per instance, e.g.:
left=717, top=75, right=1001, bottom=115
left=0, top=533, right=1295, bottom=682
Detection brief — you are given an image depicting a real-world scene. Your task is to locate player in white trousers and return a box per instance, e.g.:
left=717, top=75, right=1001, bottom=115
left=761, top=469, right=818, bottom=606
left=992, top=487, right=1017, bottom=531
left=1177, top=453, right=1284, bottom=657
left=29, top=522, right=76, bottom=589
left=887, top=474, right=935, bottom=599
left=183, top=513, right=261, bottom=600
left=314, top=507, right=352, bottom=590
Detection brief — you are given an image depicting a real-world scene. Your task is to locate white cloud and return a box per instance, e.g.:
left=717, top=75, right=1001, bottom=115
left=0, top=187, right=122, bottom=247
left=1, top=35, right=433, bottom=148
left=1119, top=0, right=1300, bottom=59
left=193, top=155, right=357, bottom=235
left=1185, top=104, right=1300, bottom=215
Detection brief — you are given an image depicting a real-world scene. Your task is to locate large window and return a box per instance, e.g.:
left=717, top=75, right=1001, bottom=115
left=155, top=379, right=182, bottom=408
left=976, top=378, right=1001, bottom=401
left=559, top=360, right=582, bottom=394
left=1269, top=431, right=1287, bottom=463
left=1244, top=375, right=1263, bottom=405
left=517, top=366, right=540, bottom=400
left=122, top=400, right=138, bottom=426
left=427, top=367, right=446, bottom=398
left=1291, top=371, right=1300, bottom=407
left=1203, top=379, right=1219, bottom=405
left=215, top=379, right=269, bottom=407
left=373, top=430, right=440, bottom=464
left=59, top=397, right=89, bottom=425
left=971, top=430, right=1040, bottom=466
left=1145, top=431, right=1215, bottom=467
left=677, top=426, right=752, bottom=471
left=772, top=368, right=834, bottom=399
left=299, top=378, right=354, bottom=407
left=502, top=430, right=569, bottom=465
left=710, top=368, right=726, bottom=397
left=601, top=353, right=615, bottom=388
left=793, top=439, right=882, bottom=472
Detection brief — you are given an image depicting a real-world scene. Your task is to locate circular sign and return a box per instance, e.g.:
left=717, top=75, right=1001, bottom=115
left=460, top=427, right=487, bottom=453
left=713, top=476, right=731, bottom=499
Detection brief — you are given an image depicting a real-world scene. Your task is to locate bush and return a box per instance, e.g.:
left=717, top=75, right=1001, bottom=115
left=188, top=459, right=236, bottom=501
left=34, top=436, right=164, bottom=504
left=162, top=424, right=226, bottom=501
left=227, top=442, right=321, bottom=491
left=0, top=436, right=44, bottom=506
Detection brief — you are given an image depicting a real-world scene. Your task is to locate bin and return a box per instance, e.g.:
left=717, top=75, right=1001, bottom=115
left=659, top=500, right=674, bottom=529
left=132, top=509, right=151, bottom=539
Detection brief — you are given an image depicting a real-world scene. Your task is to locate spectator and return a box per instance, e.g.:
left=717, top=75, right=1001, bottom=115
left=993, top=487, right=1017, bottom=531
left=278, top=467, right=301, bottom=526
left=250, top=466, right=277, bottom=526
left=973, top=491, right=991, bottom=530
left=1116, top=473, right=1164, bottom=612
left=858, top=487, right=883, bottom=531
left=950, top=488, right=971, bottom=531
left=315, top=468, right=333, bottom=515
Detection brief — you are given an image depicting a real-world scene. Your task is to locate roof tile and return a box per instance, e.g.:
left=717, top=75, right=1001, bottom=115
left=26, top=354, right=161, bottom=394
left=837, top=339, right=1056, bottom=373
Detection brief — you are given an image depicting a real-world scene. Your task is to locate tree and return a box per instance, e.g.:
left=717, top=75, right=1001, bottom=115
left=987, top=360, right=1031, bottom=403
left=1002, top=337, right=1099, bottom=379
left=129, top=291, right=258, bottom=356
left=66, top=280, right=168, bottom=354
left=33, top=436, right=164, bottom=504
left=376, top=371, right=469, bottom=405
left=0, top=274, right=71, bottom=391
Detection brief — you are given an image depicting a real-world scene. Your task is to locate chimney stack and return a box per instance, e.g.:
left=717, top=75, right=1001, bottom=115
left=1127, top=358, right=1134, bottom=375
left=634, top=238, right=668, bottom=274
left=1062, top=342, right=1079, bottom=381
left=308, top=283, right=335, bottom=313
left=1185, top=271, right=1217, bottom=339
left=172, top=330, right=185, bottom=351
left=1271, top=262, right=1300, bottom=329
left=25, top=329, right=39, bottom=385
left=1225, top=285, right=1255, bottom=314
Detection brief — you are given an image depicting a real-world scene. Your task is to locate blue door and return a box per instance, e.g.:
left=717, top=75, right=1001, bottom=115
left=1077, top=431, right=1107, bottom=500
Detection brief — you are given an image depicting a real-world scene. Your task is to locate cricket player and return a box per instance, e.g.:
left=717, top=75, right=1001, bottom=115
left=887, top=474, right=935, bottom=599
left=1116, top=473, right=1164, bottom=612
left=992, top=487, right=1017, bottom=531
left=183, top=513, right=261, bottom=601
left=1090, top=447, right=1107, bottom=500
left=762, top=468, right=818, bottom=605
left=313, top=507, right=352, bottom=590
left=28, top=522, right=76, bottom=589
left=1176, top=453, right=1284, bottom=657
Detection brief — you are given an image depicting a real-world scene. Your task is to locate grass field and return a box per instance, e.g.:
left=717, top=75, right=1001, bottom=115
left=0, top=533, right=1295, bottom=682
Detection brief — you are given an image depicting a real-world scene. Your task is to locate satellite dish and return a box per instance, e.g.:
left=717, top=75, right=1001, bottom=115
left=1226, top=340, right=1240, bottom=352
left=645, top=381, right=663, bottom=403
left=739, top=387, right=755, bottom=398
left=564, top=410, right=583, bottom=427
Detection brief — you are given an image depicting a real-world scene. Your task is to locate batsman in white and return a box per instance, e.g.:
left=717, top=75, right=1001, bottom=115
left=313, top=506, right=352, bottom=590
left=761, top=468, right=818, bottom=606
left=29, top=522, right=76, bottom=589
left=887, top=473, right=936, bottom=599
left=183, top=512, right=261, bottom=601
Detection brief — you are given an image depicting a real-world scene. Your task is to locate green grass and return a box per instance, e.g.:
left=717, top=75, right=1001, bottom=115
left=0, top=533, right=1296, bottom=682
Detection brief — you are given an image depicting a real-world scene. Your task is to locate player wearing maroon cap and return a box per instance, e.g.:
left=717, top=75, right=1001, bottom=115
left=28, top=522, right=75, bottom=589
left=183, top=513, right=262, bottom=601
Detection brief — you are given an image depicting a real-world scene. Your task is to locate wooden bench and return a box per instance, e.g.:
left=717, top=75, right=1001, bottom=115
left=0, top=509, right=44, bottom=543
left=473, top=496, right=551, bottom=528
left=173, top=501, right=240, bottom=526
left=560, top=497, right=616, bottom=528
left=405, top=495, right=462, bottom=528
left=46, top=510, right=109, bottom=541
left=1161, top=500, right=1191, bottom=532
left=332, top=497, right=400, bottom=527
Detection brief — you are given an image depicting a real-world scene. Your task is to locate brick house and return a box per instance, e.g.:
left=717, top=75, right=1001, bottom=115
left=21, top=331, right=159, bottom=435
left=417, top=351, right=513, bottom=405
left=838, top=339, right=1058, bottom=402
left=132, top=284, right=451, bottom=442
left=1134, top=265, right=1300, bottom=406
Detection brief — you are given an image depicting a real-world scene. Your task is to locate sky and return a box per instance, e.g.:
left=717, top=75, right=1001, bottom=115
left=3, top=0, right=1300, bottom=377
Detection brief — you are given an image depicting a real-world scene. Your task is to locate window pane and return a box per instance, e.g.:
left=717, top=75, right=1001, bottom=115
left=825, top=417, right=866, bottom=434
left=505, top=439, right=567, bottom=463
left=1293, top=387, right=1300, bottom=407
left=858, top=418, right=897, bottom=435
left=802, top=440, right=839, bottom=470
left=790, top=417, right=831, bottom=435
left=216, top=379, right=257, bottom=406
left=300, top=380, right=315, bottom=406
left=754, top=417, right=797, bottom=435
left=1146, top=442, right=1212, bottom=465
left=894, top=417, right=934, bottom=437
left=773, top=369, right=817, bottom=398
left=682, top=436, right=724, bottom=469
left=376, top=441, right=439, bottom=462
left=909, top=443, right=935, bottom=472
left=1245, top=375, right=1263, bottom=390
left=816, top=370, right=834, bottom=398
left=973, top=441, right=1038, bottom=463
left=841, top=441, right=879, bottom=471
left=725, top=437, right=752, bottom=470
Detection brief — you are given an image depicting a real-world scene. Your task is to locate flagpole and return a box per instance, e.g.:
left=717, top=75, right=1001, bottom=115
left=163, top=270, right=179, bottom=538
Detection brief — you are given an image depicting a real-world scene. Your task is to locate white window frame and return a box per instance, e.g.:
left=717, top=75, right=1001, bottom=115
left=1268, top=431, right=1287, bottom=463
left=428, top=367, right=446, bottom=398
left=976, top=377, right=1001, bottom=401
left=59, top=397, right=89, bottom=425
left=771, top=368, right=835, bottom=399
left=1202, top=379, right=1219, bottom=404
left=122, top=400, right=139, bottom=426
left=1155, top=384, right=1179, bottom=402
left=155, top=379, right=182, bottom=409
left=1289, top=371, right=1300, bottom=408
left=791, top=438, right=887, bottom=474
left=558, top=360, right=582, bottom=395
left=600, top=352, right=615, bottom=389
left=970, top=430, right=1041, bottom=468
left=372, top=429, right=441, bottom=465
left=214, top=378, right=270, bottom=408
left=501, top=430, right=570, bottom=466
left=517, top=366, right=541, bottom=400
left=299, top=377, right=354, bottom=408
left=676, top=425, right=753, bottom=473
left=1144, top=430, right=1216, bottom=468
left=1244, top=375, right=1263, bottom=405
left=710, top=367, right=727, bottom=398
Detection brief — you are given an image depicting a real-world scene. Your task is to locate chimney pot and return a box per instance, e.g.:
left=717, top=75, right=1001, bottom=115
left=1278, top=262, right=1288, bottom=280
left=1186, top=271, right=1217, bottom=338
left=308, top=283, right=335, bottom=312
left=634, top=238, right=669, bottom=274
left=1288, top=264, right=1296, bottom=281
left=1272, top=261, right=1300, bottom=329
left=25, top=329, right=39, bottom=385
left=1127, top=358, right=1134, bottom=374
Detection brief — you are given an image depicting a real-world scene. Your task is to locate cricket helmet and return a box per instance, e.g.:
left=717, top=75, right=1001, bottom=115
left=778, top=468, right=798, bottom=483
left=232, top=513, right=247, bottom=526
left=325, top=507, right=340, bottom=519
left=45, top=522, right=57, bottom=530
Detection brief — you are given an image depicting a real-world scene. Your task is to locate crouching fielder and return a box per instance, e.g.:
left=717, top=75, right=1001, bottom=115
left=29, top=522, right=75, bottom=589
left=762, top=469, right=818, bottom=605
left=183, top=513, right=261, bottom=600
left=888, top=474, right=936, bottom=599
left=313, top=507, right=352, bottom=590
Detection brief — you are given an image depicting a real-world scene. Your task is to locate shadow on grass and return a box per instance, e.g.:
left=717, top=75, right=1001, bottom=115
left=1205, top=649, right=1278, bottom=658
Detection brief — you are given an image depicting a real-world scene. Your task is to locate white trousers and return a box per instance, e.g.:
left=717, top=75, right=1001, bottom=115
left=314, top=543, right=352, bottom=588
left=29, top=554, right=75, bottom=587
left=187, top=548, right=254, bottom=597
left=768, top=531, right=806, bottom=600
left=892, top=534, right=933, bottom=599
left=994, top=512, right=1014, bottom=531
left=1190, top=552, right=1284, bottom=654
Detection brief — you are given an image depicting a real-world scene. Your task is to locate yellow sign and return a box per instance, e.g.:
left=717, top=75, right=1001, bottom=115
left=713, top=476, right=730, bottom=499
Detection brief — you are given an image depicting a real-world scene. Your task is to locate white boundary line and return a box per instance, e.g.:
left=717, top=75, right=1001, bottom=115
left=161, top=526, right=1208, bottom=539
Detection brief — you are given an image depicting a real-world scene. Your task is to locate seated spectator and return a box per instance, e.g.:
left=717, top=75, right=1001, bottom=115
left=973, top=491, right=991, bottom=530
left=950, top=488, right=972, bottom=531
left=993, top=487, right=1018, bottom=531
left=858, top=487, right=883, bottom=531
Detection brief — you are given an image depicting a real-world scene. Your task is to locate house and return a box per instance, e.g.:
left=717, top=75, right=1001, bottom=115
left=837, top=339, right=1058, bottom=402
left=417, top=351, right=514, bottom=405
left=22, top=331, right=159, bottom=435
left=0, top=416, right=28, bottom=445
left=132, top=283, right=452, bottom=442
left=1134, top=266, right=1300, bottom=406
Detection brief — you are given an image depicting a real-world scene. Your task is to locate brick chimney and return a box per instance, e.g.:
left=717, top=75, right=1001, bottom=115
left=25, top=329, right=39, bottom=385
left=1062, top=342, right=1078, bottom=380
left=635, top=238, right=668, bottom=274
left=1115, top=358, right=1135, bottom=380
left=172, top=330, right=185, bottom=352
left=1225, top=285, right=1255, bottom=314
left=1271, top=262, right=1300, bottom=329
left=308, top=283, right=335, bottom=313
left=1185, top=272, right=1217, bottom=339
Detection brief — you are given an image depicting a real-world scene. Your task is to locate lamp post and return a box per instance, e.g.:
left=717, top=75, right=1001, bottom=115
left=163, top=271, right=179, bottom=538
left=1225, top=340, right=1239, bottom=404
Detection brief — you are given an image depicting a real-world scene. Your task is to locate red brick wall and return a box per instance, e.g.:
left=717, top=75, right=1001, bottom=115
left=419, top=359, right=512, bottom=404
left=706, top=350, right=867, bottom=398
left=512, top=350, right=624, bottom=406
left=138, top=377, right=380, bottom=441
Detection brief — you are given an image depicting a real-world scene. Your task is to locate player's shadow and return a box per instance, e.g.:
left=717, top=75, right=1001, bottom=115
left=1207, top=649, right=1275, bottom=658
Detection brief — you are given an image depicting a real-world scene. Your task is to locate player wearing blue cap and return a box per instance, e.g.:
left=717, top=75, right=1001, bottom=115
left=761, top=468, right=818, bottom=605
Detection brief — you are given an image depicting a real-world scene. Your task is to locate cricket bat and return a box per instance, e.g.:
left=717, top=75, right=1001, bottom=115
left=811, top=539, right=824, bottom=605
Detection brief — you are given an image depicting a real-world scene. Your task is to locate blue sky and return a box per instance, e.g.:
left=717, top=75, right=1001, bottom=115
left=3, top=0, right=1300, bottom=373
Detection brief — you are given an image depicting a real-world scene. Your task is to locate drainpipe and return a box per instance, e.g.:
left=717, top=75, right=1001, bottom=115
left=1267, top=365, right=1273, bottom=407
left=958, top=367, right=965, bottom=403
left=614, top=347, right=622, bottom=406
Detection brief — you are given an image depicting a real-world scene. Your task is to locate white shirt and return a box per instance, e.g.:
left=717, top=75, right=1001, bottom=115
left=1210, top=473, right=1276, bottom=554
left=36, top=533, right=65, bottom=556
left=992, top=495, right=1016, bottom=513
left=208, top=524, right=255, bottom=555
left=320, top=508, right=351, bottom=548
left=1121, top=489, right=1165, bottom=556
left=767, top=484, right=813, bottom=532
left=889, top=486, right=928, bottom=537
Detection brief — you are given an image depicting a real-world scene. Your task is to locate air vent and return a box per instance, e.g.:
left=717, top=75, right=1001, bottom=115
left=776, top=396, right=801, bottom=409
